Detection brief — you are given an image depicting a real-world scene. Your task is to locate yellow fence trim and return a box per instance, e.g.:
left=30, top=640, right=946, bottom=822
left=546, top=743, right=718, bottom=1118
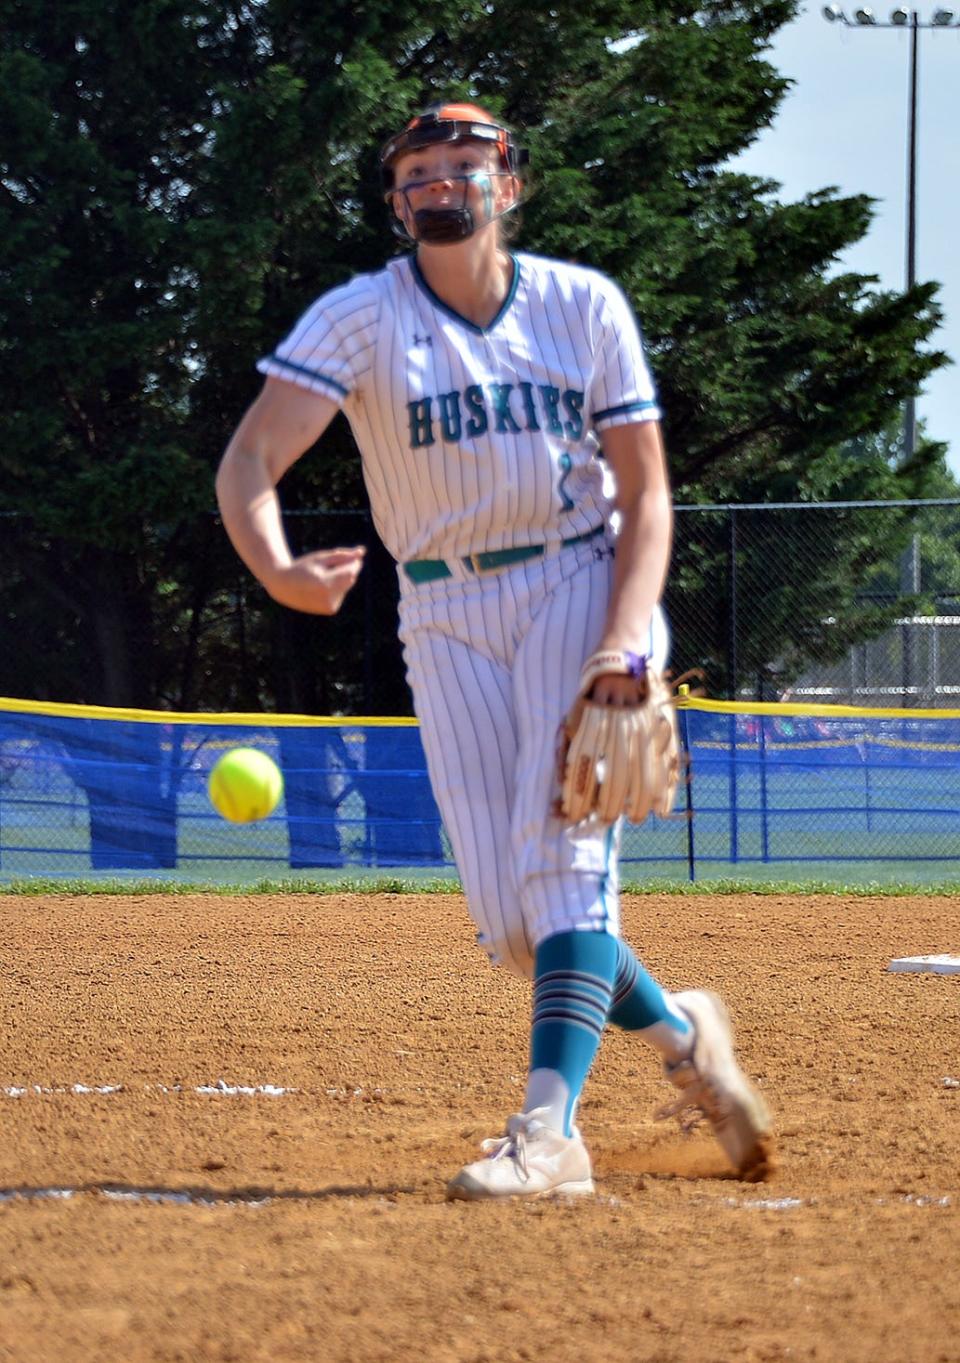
left=5, top=693, right=960, bottom=726
left=679, top=697, right=960, bottom=721
left=0, top=697, right=419, bottom=727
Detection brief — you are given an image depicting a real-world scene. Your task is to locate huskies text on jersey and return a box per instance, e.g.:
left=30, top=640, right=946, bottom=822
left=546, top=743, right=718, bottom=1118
left=407, top=383, right=584, bottom=448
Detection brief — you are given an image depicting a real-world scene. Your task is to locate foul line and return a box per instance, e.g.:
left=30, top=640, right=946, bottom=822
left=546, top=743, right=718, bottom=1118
left=2, top=1081, right=297, bottom=1097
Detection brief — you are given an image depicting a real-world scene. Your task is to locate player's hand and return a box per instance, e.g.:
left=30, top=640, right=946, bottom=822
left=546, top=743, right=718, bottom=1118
left=589, top=673, right=644, bottom=707
left=263, top=546, right=366, bottom=615
left=558, top=652, right=680, bottom=826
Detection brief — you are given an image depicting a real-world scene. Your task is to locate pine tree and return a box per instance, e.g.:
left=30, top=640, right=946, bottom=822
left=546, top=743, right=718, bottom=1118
left=0, top=0, right=951, bottom=709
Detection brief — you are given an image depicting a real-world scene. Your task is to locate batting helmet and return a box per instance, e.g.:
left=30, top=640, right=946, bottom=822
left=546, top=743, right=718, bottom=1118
left=380, top=102, right=528, bottom=192
left=379, top=102, right=528, bottom=244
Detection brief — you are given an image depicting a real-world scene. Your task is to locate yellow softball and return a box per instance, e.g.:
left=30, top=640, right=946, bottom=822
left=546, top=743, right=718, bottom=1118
left=208, top=747, right=284, bottom=824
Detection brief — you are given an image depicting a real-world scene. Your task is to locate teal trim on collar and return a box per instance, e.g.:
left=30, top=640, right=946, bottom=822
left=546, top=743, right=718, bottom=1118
left=410, top=253, right=520, bottom=335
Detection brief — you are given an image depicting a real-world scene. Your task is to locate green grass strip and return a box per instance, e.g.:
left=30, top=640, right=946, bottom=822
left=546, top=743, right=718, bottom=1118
left=626, top=877, right=960, bottom=896
left=0, top=875, right=464, bottom=896
left=3, top=875, right=960, bottom=896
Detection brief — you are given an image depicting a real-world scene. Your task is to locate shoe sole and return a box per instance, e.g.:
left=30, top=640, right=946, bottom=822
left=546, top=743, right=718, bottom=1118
left=738, top=1130, right=776, bottom=1183
left=694, top=991, right=775, bottom=1182
left=445, top=1176, right=595, bottom=1202
left=724, top=1077, right=775, bottom=1182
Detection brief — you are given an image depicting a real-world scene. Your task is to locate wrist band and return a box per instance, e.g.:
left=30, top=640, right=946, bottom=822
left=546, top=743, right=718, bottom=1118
left=578, top=649, right=649, bottom=696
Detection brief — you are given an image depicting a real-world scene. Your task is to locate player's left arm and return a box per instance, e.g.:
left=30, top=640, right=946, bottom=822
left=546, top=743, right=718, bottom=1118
left=592, top=419, right=673, bottom=706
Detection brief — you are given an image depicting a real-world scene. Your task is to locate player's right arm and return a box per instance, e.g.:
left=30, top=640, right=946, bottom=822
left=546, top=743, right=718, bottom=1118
left=215, top=377, right=365, bottom=615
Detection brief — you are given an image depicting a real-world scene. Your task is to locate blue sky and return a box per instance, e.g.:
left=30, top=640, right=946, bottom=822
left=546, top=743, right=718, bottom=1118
left=731, top=3, right=959, bottom=472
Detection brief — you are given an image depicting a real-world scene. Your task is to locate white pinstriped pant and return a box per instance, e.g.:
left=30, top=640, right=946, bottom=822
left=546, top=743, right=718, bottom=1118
left=398, top=535, right=669, bottom=979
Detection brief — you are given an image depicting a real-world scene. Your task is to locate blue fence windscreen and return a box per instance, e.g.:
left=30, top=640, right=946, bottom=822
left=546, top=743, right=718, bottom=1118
left=2, top=701, right=959, bottom=881
left=680, top=707, right=960, bottom=871
left=0, top=710, right=446, bottom=877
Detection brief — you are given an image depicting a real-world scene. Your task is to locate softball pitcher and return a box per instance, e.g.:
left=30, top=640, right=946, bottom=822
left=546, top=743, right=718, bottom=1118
left=216, top=102, right=772, bottom=1199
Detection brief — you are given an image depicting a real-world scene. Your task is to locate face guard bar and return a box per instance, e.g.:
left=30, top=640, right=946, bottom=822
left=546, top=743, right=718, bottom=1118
left=393, top=170, right=518, bottom=245
left=379, top=109, right=528, bottom=195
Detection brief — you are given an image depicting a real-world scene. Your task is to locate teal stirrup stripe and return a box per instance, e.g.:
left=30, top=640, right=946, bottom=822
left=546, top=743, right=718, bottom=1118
left=404, top=524, right=605, bottom=584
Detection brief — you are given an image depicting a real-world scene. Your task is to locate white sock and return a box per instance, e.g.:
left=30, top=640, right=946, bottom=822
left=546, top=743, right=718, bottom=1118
left=638, top=1007, right=696, bottom=1065
left=522, top=1068, right=570, bottom=1134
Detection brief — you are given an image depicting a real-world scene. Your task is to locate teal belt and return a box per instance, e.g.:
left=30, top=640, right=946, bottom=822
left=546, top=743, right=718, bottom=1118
left=404, top=524, right=606, bottom=584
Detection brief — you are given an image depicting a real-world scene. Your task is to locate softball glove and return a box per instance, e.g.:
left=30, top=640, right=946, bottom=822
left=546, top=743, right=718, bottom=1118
left=557, top=649, right=681, bottom=825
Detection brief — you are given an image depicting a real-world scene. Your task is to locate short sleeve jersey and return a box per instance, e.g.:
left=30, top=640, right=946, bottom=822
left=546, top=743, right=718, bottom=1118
left=257, top=251, right=661, bottom=565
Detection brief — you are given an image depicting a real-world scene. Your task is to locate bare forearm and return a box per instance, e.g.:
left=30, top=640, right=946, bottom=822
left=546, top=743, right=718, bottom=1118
left=594, top=418, right=673, bottom=659
left=215, top=432, right=365, bottom=617
left=215, top=381, right=364, bottom=616
left=215, top=444, right=293, bottom=590
left=598, top=486, right=673, bottom=654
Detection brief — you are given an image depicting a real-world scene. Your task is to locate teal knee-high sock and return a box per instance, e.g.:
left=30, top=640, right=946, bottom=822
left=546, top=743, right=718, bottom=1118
left=526, top=930, right=618, bottom=1136
left=608, top=939, right=692, bottom=1060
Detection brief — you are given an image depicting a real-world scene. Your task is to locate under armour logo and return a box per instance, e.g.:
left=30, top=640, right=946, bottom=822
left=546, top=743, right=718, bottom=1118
left=413, top=333, right=432, bottom=347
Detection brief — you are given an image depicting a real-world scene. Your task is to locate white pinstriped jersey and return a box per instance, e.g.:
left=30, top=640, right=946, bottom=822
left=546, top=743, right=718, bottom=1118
left=257, top=251, right=661, bottom=565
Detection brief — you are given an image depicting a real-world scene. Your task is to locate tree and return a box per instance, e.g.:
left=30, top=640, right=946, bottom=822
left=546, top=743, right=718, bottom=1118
left=835, top=425, right=960, bottom=619
left=667, top=418, right=960, bottom=698
left=0, top=0, right=951, bottom=712
left=1, top=3, right=222, bottom=705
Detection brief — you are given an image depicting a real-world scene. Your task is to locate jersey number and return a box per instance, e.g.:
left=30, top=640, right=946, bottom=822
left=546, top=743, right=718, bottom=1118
left=557, top=453, right=575, bottom=511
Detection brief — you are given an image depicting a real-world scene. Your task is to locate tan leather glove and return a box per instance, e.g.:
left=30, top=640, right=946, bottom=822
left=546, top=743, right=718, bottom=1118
left=557, top=650, right=681, bottom=825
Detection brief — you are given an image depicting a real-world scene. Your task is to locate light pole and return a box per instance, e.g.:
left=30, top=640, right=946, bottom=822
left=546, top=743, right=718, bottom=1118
left=822, top=5, right=958, bottom=464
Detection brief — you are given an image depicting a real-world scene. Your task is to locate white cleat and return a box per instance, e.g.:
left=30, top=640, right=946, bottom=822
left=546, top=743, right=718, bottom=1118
left=446, top=1109, right=595, bottom=1202
left=658, top=989, right=774, bottom=1182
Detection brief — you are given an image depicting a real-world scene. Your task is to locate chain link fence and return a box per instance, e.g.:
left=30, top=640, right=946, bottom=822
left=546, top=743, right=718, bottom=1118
left=669, top=499, right=960, bottom=707
left=3, top=500, right=960, bottom=714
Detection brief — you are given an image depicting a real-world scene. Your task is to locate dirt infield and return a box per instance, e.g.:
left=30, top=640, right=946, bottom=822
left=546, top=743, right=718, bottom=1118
left=1, top=891, right=958, bottom=1363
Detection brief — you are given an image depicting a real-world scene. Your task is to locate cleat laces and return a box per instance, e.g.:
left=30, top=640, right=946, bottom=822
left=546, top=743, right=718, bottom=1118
left=478, top=1108, right=554, bottom=1182
left=654, top=1095, right=706, bottom=1135
left=655, top=1066, right=733, bottom=1134
left=481, top=1130, right=530, bottom=1179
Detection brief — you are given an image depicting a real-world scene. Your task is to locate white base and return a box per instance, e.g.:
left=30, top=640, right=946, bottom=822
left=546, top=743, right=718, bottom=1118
left=888, top=954, right=960, bottom=975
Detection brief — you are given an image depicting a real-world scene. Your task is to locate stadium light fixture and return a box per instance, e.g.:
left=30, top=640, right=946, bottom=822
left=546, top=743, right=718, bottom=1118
left=822, top=4, right=957, bottom=466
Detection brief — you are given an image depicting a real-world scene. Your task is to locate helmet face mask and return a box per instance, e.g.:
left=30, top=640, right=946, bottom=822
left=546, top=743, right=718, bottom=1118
left=380, top=103, right=528, bottom=246
left=396, top=168, right=517, bottom=245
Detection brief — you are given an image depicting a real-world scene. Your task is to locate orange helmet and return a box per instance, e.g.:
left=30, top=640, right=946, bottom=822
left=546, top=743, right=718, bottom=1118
left=379, top=102, right=528, bottom=195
